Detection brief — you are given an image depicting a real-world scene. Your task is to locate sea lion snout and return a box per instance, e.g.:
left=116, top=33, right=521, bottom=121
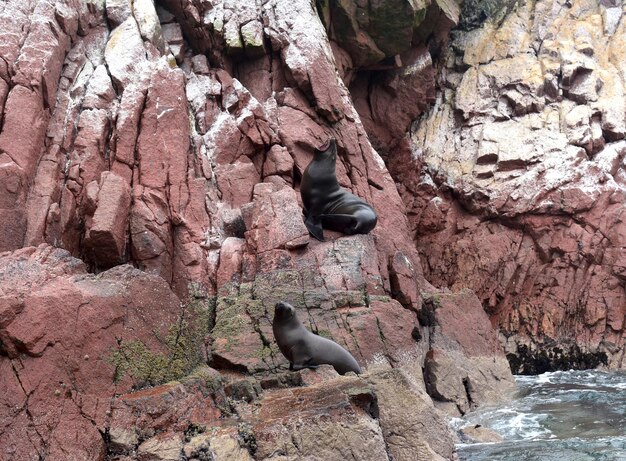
left=274, top=301, right=295, bottom=319
left=316, top=138, right=334, bottom=152
left=314, top=138, right=337, bottom=162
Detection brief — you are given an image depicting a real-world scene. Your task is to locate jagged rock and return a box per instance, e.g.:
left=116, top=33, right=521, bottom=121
left=109, top=370, right=227, bottom=455
left=245, top=183, right=309, bottom=253
left=422, top=292, right=516, bottom=416
left=0, top=0, right=536, bottom=458
left=327, top=0, right=432, bottom=67
left=0, top=245, right=186, bottom=460
left=105, top=17, right=149, bottom=89
left=84, top=171, right=131, bottom=266
left=459, top=425, right=504, bottom=443
left=352, top=47, right=437, bottom=149
left=83, top=64, right=117, bottom=109
left=243, top=376, right=389, bottom=460
left=241, top=20, right=266, bottom=57
left=368, top=368, right=455, bottom=460
left=134, top=0, right=164, bottom=51
left=106, top=0, right=132, bottom=28
left=162, top=22, right=185, bottom=62
left=263, top=144, right=294, bottom=177
left=204, top=432, right=255, bottom=460
left=137, top=433, right=184, bottom=461
left=402, top=0, right=626, bottom=369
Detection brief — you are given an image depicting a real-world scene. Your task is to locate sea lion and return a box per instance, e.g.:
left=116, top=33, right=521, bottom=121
left=272, top=301, right=362, bottom=375
left=300, top=138, right=377, bottom=241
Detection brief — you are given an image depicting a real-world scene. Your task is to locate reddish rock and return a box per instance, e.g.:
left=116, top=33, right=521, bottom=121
left=114, top=82, right=147, bottom=168
left=217, top=237, right=246, bottom=289
left=130, top=186, right=173, bottom=283
left=245, top=377, right=389, bottom=460
left=422, top=291, right=515, bottom=415
left=368, top=368, right=455, bottom=460
left=136, top=61, right=190, bottom=193
left=263, top=144, right=294, bottom=177
left=245, top=183, right=309, bottom=253
left=84, top=172, right=131, bottom=266
left=104, top=17, right=149, bottom=90
left=109, top=369, right=226, bottom=456
left=214, top=161, right=261, bottom=207
left=0, top=245, right=185, bottom=460
left=0, top=87, right=47, bottom=251
left=0, top=0, right=536, bottom=458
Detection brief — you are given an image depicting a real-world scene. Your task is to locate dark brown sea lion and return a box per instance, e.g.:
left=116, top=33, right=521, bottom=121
left=300, top=138, right=377, bottom=241
left=272, top=301, right=362, bottom=375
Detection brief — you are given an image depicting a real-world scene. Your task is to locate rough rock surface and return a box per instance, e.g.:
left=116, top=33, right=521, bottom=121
left=0, top=0, right=526, bottom=459
left=106, top=365, right=456, bottom=461
left=390, top=0, right=626, bottom=371
left=0, top=245, right=187, bottom=460
left=422, top=291, right=516, bottom=416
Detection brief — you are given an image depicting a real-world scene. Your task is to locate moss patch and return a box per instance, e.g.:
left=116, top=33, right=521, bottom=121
left=108, top=294, right=212, bottom=388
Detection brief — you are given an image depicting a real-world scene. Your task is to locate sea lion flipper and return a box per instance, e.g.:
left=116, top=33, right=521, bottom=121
left=304, top=214, right=325, bottom=241
left=320, top=214, right=358, bottom=233
left=289, top=342, right=320, bottom=371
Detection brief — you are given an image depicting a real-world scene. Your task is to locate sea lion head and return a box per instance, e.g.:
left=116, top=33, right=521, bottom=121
left=274, top=301, right=296, bottom=323
left=313, top=138, right=337, bottom=165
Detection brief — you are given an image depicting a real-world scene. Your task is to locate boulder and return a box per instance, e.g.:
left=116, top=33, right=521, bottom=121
left=0, top=245, right=186, bottom=460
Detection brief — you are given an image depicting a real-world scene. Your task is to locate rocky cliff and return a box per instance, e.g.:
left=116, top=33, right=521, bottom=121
left=397, top=0, right=626, bottom=372
left=0, top=0, right=620, bottom=459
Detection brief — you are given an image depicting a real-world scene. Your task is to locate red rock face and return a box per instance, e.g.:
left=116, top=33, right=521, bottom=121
left=0, top=246, right=185, bottom=460
left=392, top=0, right=626, bottom=371
left=0, top=0, right=521, bottom=459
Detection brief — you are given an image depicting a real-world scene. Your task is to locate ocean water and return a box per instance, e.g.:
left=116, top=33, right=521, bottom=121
left=454, top=370, right=626, bottom=461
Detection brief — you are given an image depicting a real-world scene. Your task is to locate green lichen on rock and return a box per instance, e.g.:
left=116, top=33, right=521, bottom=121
left=108, top=290, right=213, bottom=387
left=327, top=0, right=430, bottom=66
left=331, top=289, right=367, bottom=308
left=367, top=0, right=425, bottom=56
left=458, top=0, right=518, bottom=30
left=369, top=294, right=391, bottom=303
left=213, top=284, right=259, bottom=330
left=240, top=21, right=265, bottom=57
left=237, top=423, right=257, bottom=456
left=252, top=270, right=306, bottom=308
left=211, top=296, right=248, bottom=352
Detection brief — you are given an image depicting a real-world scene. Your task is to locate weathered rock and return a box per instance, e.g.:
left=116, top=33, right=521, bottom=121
left=137, top=433, right=184, bottom=461
left=243, top=376, right=389, bottom=461
left=84, top=171, right=131, bottom=266
left=0, top=0, right=527, bottom=458
left=105, top=17, right=149, bottom=90
left=0, top=245, right=186, bottom=460
left=106, top=0, right=132, bottom=28
left=459, top=424, right=504, bottom=443
left=368, top=368, right=456, bottom=460
left=400, top=0, right=626, bottom=369
left=422, top=292, right=515, bottom=416
left=327, top=0, right=432, bottom=67
left=133, top=0, right=164, bottom=51
left=245, top=183, right=309, bottom=253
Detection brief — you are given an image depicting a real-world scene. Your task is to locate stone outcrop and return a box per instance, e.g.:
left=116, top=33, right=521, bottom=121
left=386, top=0, right=626, bottom=371
left=105, top=365, right=457, bottom=461
left=422, top=291, right=515, bottom=416
left=0, top=245, right=190, bottom=460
